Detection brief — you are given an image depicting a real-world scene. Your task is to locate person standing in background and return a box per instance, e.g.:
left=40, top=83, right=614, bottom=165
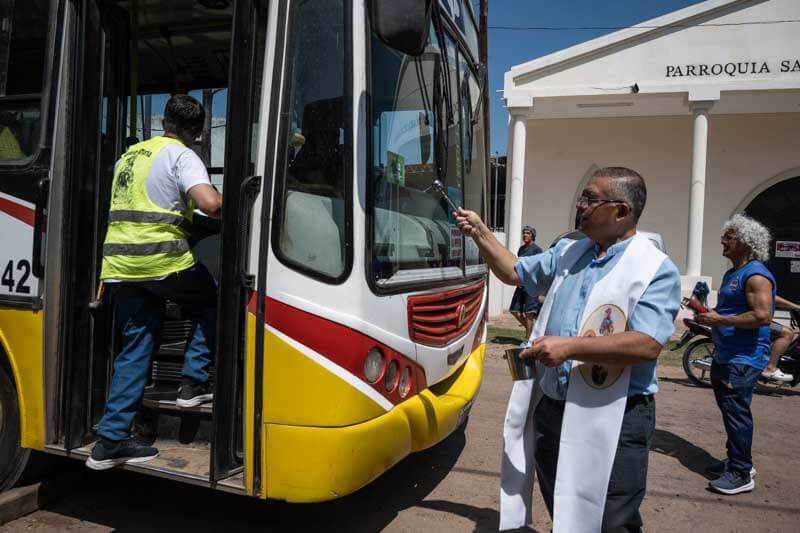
left=697, top=214, right=775, bottom=495
left=509, top=225, right=542, bottom=344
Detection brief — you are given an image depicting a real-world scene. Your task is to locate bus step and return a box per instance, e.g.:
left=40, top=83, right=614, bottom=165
left=141, top=398, right=213, bottom=416
left=134, top=409, right=212, bottom=446
left=142, top=383, right=213, bottom=415
left=136, top=386, right=213, bottom=446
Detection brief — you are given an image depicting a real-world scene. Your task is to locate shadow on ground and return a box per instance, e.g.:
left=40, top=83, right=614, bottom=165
left=417, top=500, right=540, bottom=533
left=31, top=427, right=471, bottom=532
left=489, top=336, right=523, bottom=345
left=651, top=428, right=719, bottom=479
left=659, top=376, right=705, bottom=388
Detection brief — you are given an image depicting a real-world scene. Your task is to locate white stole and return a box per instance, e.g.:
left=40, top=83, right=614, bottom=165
left=499, top=233, right=667, bottom=532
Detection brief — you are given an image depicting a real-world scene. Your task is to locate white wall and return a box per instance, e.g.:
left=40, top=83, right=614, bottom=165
left=704, top=113, right=800, bottom=285
left=487, top=231, right=520, bottom=318
left=519, top=112, right=800, bottom=289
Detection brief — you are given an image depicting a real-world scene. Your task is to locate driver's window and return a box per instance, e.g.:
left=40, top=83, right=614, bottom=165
left=274, top=0, right=348, bottom=280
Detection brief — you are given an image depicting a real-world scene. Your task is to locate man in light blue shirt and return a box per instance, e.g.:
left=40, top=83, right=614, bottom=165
left=455, top=167, right=680, bottom=532
left=516, top=234, right=680, bottom=401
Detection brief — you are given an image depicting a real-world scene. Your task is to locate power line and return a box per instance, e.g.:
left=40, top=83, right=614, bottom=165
left=489, top=19, right=800, bottom=31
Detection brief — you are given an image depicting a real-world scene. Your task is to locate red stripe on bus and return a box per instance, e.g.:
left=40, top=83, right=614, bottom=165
left=265, top=297, right=381, bottom=379
left=0, top=196, right=35, bottom=227
left=247, top=293, right=426, bottom=403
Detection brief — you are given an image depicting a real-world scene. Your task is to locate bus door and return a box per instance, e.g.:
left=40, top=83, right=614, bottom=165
left=51, top=0, right=267, bottom=485
left=53, top=0, right=130, bottom=450
left=211, top=0, right=267, bottom=482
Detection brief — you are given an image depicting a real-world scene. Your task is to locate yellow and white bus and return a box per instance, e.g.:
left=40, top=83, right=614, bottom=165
left=0, top=0, right=488, bottom=501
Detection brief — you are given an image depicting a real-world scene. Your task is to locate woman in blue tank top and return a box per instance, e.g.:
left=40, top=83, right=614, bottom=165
left=696, top=214, right=775, bottom=496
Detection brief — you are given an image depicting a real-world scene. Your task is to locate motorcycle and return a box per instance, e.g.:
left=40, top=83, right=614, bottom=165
left=678, top=301, right=800, bottom=389
left=676, top=316, right=715, bottom=387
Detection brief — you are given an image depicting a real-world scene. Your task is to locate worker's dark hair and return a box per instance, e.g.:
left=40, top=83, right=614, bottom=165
left=591, top=166, right=647, bottom=222
left=163, top=94, right=205, bottom=138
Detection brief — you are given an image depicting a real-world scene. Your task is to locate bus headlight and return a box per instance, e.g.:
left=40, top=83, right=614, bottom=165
left=363, top=348, right=384, bottom=384
left=384, top=360, right=399, bottom=392
left=398, top=366, right=411, bottom=398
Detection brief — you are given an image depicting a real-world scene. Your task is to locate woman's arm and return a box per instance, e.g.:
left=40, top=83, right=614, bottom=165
left=697, top=275, right=773, bottom=329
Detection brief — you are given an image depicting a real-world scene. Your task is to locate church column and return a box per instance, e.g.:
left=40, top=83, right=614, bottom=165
left=686, top=102, right=713, bottom=277
left=506, top=114, right=527, bottom=253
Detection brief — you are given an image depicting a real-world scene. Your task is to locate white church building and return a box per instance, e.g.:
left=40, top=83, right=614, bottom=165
left=491, top=0, right=800, bottom=316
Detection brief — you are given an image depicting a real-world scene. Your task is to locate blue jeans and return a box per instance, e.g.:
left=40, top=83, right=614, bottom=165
left=96, top=263, right=217, bottom=441
left=710, top=361, right=761, bottom=476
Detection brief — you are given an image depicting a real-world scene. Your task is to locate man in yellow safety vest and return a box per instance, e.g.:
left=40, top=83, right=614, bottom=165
left=86, top=94, right=222, bottom=470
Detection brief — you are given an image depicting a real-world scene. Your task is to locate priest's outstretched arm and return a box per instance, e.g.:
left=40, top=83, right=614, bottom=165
left=454, top=207, right=558, bottom=299
left=454, top=207, right=520, bottom=285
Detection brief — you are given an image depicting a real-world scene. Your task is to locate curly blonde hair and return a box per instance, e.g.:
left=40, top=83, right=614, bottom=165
left=722, top=214, right=772, bottom=262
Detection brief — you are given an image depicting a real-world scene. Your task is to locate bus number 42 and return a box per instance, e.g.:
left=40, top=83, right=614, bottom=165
left=2, top=260, right=32, bottom=295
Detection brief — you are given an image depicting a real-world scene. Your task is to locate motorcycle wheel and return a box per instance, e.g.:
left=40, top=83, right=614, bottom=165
left=682, top=338, right=715, bottom=388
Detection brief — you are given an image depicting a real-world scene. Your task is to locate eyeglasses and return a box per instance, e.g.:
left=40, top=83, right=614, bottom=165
left=576, top=196, right=627, bottom=210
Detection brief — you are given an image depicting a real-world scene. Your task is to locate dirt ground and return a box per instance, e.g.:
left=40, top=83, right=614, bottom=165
left=3, top=314, right=799, bottom=532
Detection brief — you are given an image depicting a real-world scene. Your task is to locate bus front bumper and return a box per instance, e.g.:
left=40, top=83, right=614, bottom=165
left=262, top=343, right=485, bottom=502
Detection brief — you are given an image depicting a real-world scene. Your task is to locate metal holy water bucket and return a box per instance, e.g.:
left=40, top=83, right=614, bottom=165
left=505, top=347, right=536, bottom=381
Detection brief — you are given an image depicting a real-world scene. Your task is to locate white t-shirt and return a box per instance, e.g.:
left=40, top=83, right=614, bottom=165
left=145, top=143, right=212, bottom=211
left=113, top=141, right=212, bottom=212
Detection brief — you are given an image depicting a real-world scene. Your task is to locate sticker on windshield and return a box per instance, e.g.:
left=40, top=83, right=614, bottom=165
left=385, top=151, right=406, bottom=187
left=450, top=226, right=463, bottom=259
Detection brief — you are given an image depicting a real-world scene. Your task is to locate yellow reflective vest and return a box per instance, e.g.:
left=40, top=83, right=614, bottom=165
left=100, top=136, right=198, bottom=280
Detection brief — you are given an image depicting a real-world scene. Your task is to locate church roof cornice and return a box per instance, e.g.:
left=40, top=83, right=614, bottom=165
left=508, top=0, right=764, bottom=85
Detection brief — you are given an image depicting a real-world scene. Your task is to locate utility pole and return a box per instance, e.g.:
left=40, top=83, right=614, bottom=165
left=479, top=0, right=490, bottom=223
left=142, top=94, right=152, bottom=140
left=491, top=153, right=505, bottom=229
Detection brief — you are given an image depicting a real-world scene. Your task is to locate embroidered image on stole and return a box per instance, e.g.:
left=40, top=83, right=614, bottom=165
left=576, top=304, right=626, bottom=390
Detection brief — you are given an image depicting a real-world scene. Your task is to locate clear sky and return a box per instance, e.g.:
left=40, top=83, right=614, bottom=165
left=477, top=0, right=707, bottom=155
left=143, top=1, right=708, bottom=156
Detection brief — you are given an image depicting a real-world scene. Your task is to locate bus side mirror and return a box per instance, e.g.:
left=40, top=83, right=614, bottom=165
left=368, top=0, right=432, bottom=56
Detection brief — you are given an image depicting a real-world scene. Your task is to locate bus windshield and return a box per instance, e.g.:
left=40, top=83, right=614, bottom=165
left=369, top=14, right=486, bottom=288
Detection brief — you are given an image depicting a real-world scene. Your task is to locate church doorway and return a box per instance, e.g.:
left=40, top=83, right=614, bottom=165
left=744, top=176, right=800, bottom=303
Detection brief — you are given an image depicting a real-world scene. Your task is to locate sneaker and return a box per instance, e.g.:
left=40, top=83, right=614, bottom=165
left=709, top=470, right=754, bottom=495
left=705, top=460, right=756, bottom=478
left=85, top=438, right=158, bottom=470
left=761, top=368, right=794, bottom=383
left=176, top=378, right=213, bottom=408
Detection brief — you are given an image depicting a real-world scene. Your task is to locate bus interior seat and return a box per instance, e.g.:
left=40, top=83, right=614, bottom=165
left=281, top=191, right=344, bottom=278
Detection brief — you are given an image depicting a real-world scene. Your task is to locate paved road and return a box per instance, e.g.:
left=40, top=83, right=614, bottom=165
left=3, top=338, right=800, bottom=532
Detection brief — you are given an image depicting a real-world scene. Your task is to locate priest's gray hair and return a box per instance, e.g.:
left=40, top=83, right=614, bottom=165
left=723, top=214, right=772, bottom=262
